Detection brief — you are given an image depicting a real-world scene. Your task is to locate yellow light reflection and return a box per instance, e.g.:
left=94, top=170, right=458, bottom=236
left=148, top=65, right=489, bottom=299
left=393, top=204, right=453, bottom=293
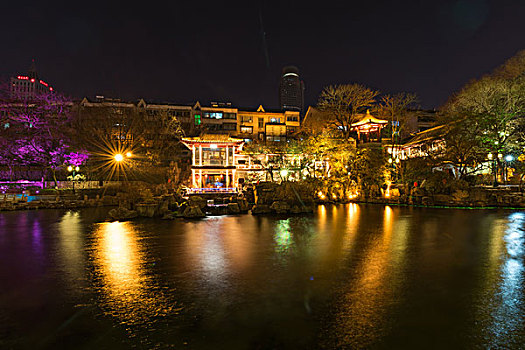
left=93, top=221, right=174, bottom=325
left=58, top=211, right=85, bottom=286
left=328, top=205, right=409, bottom=348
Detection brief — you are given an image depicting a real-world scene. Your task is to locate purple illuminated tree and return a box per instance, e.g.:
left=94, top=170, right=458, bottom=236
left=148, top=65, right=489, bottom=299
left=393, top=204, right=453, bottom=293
left=0, top=82, right=89, bottom=184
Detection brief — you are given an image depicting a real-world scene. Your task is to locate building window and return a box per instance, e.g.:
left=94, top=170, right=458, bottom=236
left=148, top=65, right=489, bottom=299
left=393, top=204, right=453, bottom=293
left=240, top=126, right=253, bottom=133
left=241, top=115, right=252, bottom=123
left=204, top=112, right=223, bottom=119
left=258, top=117, right=264, bottom=128
left=287, top=126, right=298, bottom=134
left=223, top=123, right=237, bottom=130
left=270, top=117, right=281, bottom=123
left=194, top=114, right=201, bottom=125
left=224, top=113, right=237, bottom=120
left=286, top=116, right=298, bottom=122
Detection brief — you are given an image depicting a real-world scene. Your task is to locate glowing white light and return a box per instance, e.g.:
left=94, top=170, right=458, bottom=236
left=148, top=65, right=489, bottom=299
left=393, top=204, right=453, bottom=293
left=210, top=144, right=218, bottom=149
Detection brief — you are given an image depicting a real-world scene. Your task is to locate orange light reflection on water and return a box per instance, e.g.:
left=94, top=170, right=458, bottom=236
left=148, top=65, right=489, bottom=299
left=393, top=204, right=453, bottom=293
left=93, top=221, right=174, bottom=325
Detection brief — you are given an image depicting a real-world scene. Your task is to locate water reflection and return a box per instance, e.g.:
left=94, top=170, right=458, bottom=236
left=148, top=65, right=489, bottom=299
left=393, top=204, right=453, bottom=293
left=57, top=211, right=85, bottom=287
left=487, top=212, right=524, bottom=347
left=275, top=219, right=293, bottom=253
left=92, top=221, right=174, bottom=326
left=326, top=205, right=409, bottom=348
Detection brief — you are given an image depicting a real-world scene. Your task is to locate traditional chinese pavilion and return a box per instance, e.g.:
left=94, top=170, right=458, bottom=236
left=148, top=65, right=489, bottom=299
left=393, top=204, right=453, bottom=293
left=181, top=134, right=245, bottom=193
left=351, top=110, right=388, bottom=144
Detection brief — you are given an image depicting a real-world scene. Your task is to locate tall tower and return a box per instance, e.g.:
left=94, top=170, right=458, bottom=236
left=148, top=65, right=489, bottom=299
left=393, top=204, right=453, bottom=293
left=279, top=66, right=304, bottom=112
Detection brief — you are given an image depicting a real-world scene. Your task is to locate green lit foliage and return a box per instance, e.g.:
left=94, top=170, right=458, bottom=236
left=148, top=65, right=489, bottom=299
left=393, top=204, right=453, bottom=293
left=347, top=148, right=387, bottom=198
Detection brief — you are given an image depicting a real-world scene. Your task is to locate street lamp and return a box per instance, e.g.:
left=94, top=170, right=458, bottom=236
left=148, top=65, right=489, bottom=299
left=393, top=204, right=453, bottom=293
left=114, top=153, right=124, bottom=162
left=67, top=165, right=80, bottom=194
left=504, top=154, right=514, bottom=184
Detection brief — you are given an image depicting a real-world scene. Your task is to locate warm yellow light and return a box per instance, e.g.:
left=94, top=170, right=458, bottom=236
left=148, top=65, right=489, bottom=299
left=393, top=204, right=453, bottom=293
left=126, top=152, right=132, bottom=158
left=75, top=166, right=80, bottom=172
left=67, top=165, right=73, bottom=172
left=114, top=153, right=124, bottom=162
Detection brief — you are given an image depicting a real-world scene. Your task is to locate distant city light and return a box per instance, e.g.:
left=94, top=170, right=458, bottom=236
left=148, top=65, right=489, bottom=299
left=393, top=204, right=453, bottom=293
left=114, top=154, right=124, bottom=162
left=126, top=152, right=132, bottom=158
left=505, top=155, right=514, bottom=162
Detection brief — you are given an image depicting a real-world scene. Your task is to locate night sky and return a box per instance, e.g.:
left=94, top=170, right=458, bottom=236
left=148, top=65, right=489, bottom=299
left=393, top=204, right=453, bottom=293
left=1, top=0, right=524, bottom=109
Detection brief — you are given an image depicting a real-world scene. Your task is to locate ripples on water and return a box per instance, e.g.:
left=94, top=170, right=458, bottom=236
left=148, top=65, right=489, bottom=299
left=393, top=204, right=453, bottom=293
left=0, top=205, right=524, bottom=349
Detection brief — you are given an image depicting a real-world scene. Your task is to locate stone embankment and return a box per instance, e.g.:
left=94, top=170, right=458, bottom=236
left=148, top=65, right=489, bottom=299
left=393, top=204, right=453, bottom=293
left=251, top=182, right=314, bottom=215
left=108, top=182, right=315, bottom=221
left=351, top=186, right=525, bottom=208
left=0, top=194, right=118, bottom=211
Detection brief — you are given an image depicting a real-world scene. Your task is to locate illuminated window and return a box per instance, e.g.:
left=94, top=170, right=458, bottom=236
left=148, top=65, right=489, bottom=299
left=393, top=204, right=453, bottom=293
left=194, top=114, right=201, bottom=125
left=241, top=126, right=253, bottom=133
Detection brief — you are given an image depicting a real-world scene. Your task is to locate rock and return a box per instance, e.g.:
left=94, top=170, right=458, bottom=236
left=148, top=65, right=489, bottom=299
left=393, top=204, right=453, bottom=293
left=136, top=203, right=157, bottom=217
left=183, top=205, right=205, bottom=218
left=270, top=201, right=291, bottom=214
left=251, top=204, right=271, bottom=215
left=189, top=196, right=207, bottom=209
left=161, top=212, right=177, bottom=220
left=227, top=203, right=240, bottom=214
left=108, top=207, right=138, bottom=221
left=421, top=196, right=434, bottom=206
left=237, top=198, right=251, bottom=212
left=452, top=190, right=469, bottom=202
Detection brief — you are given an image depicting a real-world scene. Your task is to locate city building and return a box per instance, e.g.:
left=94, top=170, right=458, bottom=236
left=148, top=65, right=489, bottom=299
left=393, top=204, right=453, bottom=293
left=10, top=60, right=54, bottom=99
left=279, top=66, right=304, bottom=112
left=237, top=105, right=300, bottom=142
left=191, top=101, right=238, bottom=135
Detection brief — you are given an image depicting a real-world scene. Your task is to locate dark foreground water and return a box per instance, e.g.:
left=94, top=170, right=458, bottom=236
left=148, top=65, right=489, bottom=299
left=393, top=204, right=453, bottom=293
left=0, top=205, right=524, bottom=349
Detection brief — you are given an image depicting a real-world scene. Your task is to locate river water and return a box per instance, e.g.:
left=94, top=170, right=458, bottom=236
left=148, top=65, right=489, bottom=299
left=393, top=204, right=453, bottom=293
left=0, top=205, right=523, bottom=349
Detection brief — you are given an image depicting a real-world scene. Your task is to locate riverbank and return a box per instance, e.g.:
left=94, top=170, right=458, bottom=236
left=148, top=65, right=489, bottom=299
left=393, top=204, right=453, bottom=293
left=341, top=186, right=525, bottom=208
left=3, top=183, right=525, bottom=215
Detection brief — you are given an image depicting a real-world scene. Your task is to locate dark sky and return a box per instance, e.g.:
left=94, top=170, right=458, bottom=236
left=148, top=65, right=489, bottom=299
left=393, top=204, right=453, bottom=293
left=1, top=0, right=524, bottom=109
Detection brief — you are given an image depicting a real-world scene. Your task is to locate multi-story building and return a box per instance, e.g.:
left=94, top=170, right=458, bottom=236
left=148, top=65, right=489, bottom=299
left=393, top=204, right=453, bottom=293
left=191, top=101, right=238, bottom=135
left=279, top=66, right=304, bottom=113
left=237, top=105, right=300, bottom=142
left=10, top=61, right=54, bottom=99
left=77, top=97, right=302, bottom=143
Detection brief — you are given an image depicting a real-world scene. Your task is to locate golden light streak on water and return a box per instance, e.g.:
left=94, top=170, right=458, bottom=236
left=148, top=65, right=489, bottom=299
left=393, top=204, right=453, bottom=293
left=92, top=221, right=175, bottom=326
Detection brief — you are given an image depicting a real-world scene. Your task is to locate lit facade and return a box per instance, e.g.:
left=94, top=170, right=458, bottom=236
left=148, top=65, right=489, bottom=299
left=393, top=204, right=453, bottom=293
left=181, top=134, right=245, bottom=193
left=279, top=66, right=304, bottom=112
left=350, top=111, right=388, bottom=144
left=237, top=105, right=300, bottom=141
left=10, top=61, right=54, bottom=99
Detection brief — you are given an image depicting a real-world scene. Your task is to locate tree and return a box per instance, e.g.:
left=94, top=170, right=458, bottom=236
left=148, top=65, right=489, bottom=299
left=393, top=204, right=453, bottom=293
left=440, top=49, right=525, bottom=183
left=317, top=84, right=379, bottom=140
left=379, top=92, right=418, bottom=142
left=0, top=84, right=85, bottom=185
left=74, top=105, right=185, bottom=183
